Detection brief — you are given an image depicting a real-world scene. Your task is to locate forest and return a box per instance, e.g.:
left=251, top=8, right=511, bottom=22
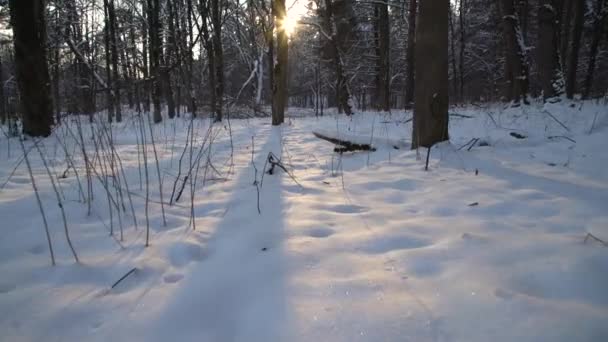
left=0, top=0, right=607, bottom=341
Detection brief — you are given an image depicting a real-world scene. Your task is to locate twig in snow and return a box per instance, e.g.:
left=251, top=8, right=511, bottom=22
left=33, top=140, right=79, bottom=263
left=111, top=267, right=138, bottom=289
left=542, top=108, right=571, bottom=132
left=584, top=233, right=608, bottom=247
left=19, top=137, right=55, bottom=266
left=547, top=135, right=576, bottom=143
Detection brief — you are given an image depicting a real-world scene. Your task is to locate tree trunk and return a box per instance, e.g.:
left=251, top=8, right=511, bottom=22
left=324, top=0, right=354, bottom=115
left=9, top=0, right=54, bottom=137
left=0, top=55, right=5, bottom=125
left=560, top=0, right=573, bottom=70
left=537, top=0, right=564, bottom=99
left=108, top=0, right=122, bottom=122
left=448, top=6, right=458, bottom=98
left=500, top=0, right=530, bottom=103
left=458, top=0, right=466, bottom=102
left=103, top=0, right=115, bottom=122
left=211, top=0, right=224, bottom=122
left=165, top=0, right=177, bottom=119
left=412, top=0, right=449, bottom=149
left=272, top=0, right=288, bottom=125
left=565, top=0, right=584, bottom=98
left=583, top=0, right=606, bottom=98
left=375, top=2, right=390, bottom=111
left=404, top=0, right=417, bottom=108
left=148, top=0, right=163, bottom=123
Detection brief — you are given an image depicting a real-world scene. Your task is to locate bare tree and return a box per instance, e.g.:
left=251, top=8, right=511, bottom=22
left=537, top=0, right=564, bottom=100
left=9, top=0, right=54, bottom=137
left=412, top=0, right=449, bottom=149
left=272, top=0, right=288, bottom=125
left=500, top=0, right=530, bottom=104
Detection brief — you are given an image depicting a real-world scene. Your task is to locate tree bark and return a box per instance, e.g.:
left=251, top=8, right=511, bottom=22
left=108, top=0, right=122, bottom=121
left=458, top=0, right=466, bottom=102
left=537, top=0, right=564, bottom=99
left=375, top=2, right=390, bottom=111
left=148, top=0, right=163, bottom=123
left=560, top=0, right=573, bottom=70
left=412, top=0, right=449, bottom=149
left=211, top=0, right=224, bottom=122
left=272, top=0, right=288, bottom=125
left=9, top=0, right=54, bottom=137
left=404, top=0, right=417, bottom=108
left=324, top=0, right=354, bottom=115
left=583, top=0, right=606, bottom=98
left=565, top=0, right=584, bottom=98
left=500, top=0, right=530, bottom=103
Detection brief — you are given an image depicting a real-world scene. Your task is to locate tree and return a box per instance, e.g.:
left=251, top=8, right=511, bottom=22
left=500, top=0, right=529, bottom=104
left=148, top=0, right=163, bottom=123
left=9, top=0, right=54, bottom=137
left=565, top=0, right=584, bottom=98
left=404, top=0, right=417, bottom=108
left=412, top=0, right=449, bottom=149
left=211, top=0, right=224, bottom=122
left=582, top=0, right=607, bottom=98
left=374, top=2, right=390, bottom=111
left=272, top=0, right=288, bottom=125
left=537, top=0, right=564, bottom=100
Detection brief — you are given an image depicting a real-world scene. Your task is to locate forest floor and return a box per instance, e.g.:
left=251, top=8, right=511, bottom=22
left=1, top=100, right=608, bottom=342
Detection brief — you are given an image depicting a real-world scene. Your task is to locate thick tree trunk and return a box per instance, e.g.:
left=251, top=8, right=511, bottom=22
left=458, top=0, right=466, bottom=102
left=500, top=0, right=530, bottom=103
left=537, top=0, right=564, bottom=99
left=9, top=0, right=54, bottom=137
left=272, top=0, right=288, bottom=125
left=583, top=0, right=606, bottom=98
left=565, top=0, right=584, bottom=98
left=324, top=0, right=354, bottom=115
left=560, top=0, right=573, bottom=70
left=404, top=0, right=417, bottom=108
left=412, top=0, right=449, bottom=149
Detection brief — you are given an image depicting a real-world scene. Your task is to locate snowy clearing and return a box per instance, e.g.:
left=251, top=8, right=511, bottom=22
left=1, top=101, right=608, bottom=342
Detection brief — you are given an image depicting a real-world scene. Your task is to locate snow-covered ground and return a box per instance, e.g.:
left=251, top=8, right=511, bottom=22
left=1, top=100, right=607, bottom=342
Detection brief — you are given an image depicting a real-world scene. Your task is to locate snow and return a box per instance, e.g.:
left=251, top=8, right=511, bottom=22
left=1, top=99, right=608, bottom=341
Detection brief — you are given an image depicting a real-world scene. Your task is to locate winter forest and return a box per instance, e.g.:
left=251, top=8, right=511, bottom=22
left=1, top=0, right=608, bottom=340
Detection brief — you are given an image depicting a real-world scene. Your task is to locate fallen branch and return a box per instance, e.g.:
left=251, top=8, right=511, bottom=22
left=449, top=113, right=474, bottom=118
left=313, top=131, right=376, bottom=152
left=548, top=135, right=576, bottom=143
left=111, top=267, right=138, bottom=289
left=542, top=109, right=571, bottom=132
left=584, top=233, right=608, bottom=247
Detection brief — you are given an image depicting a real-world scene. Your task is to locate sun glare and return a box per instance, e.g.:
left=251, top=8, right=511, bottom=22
left=284, top=0, right=308, bottom=36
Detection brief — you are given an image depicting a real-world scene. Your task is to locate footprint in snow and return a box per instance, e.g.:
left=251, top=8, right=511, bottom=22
left=0, top=283, right=16, bottom=294
left=306, top=227, right=335, bottom=238
left=361, top=235, right=432, bottom=254
left=163, top=273, right=184, bottom=284
left=28, top=244, right=46, bottom=255
left=168, top=242, right=206, bottom=268
left=324, top=204, right=369, bottom=214
left=494, top=288, right=515, bottom=300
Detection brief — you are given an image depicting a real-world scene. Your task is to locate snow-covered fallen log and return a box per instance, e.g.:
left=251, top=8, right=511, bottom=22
left=312, top=129, right=408, bottom=153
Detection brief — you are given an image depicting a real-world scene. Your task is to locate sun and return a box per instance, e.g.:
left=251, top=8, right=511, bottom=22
left=282, top=14, right=299, bottom=36
left=282, top=0, right=308, bottom=36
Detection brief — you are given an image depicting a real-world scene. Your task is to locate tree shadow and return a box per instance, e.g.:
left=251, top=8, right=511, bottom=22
left=145, top=126, right=292, bottom=342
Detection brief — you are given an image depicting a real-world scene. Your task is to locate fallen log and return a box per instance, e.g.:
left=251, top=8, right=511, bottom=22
left=313, top=131, right=376, bottom=152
